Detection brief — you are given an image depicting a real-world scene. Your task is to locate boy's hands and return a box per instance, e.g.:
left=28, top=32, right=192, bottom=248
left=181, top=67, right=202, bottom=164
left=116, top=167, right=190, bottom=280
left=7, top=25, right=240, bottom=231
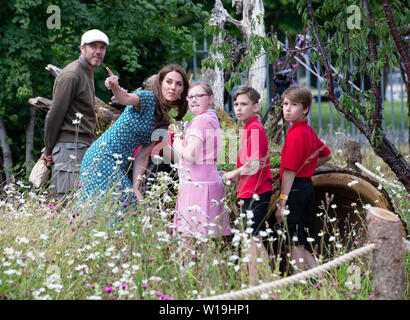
left=274, top=202, right=287, bottom=225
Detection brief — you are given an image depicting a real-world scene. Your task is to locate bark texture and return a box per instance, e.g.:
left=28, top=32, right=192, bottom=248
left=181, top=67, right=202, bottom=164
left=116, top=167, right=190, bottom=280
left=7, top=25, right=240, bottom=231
left=367, top=207, right=405, bottom=300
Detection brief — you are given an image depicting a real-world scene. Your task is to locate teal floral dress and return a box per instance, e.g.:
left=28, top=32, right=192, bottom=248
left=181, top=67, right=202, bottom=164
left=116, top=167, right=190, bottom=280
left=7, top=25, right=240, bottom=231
left=78, top=90, right=156, bottom=205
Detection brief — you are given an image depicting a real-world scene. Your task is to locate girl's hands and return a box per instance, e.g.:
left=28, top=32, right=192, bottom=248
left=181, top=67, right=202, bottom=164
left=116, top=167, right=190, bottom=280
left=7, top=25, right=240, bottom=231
left=222, top=169, right=240, bottom=184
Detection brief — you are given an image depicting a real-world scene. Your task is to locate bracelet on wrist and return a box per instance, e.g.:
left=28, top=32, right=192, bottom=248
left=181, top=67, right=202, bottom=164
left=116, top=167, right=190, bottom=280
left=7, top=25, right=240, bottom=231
left=279, top=193, right=288, bottom=200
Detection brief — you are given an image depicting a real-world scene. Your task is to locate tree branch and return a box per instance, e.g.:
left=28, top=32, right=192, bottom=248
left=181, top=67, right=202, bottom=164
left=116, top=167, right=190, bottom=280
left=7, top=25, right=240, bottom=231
left=382, top=0, right=409, bottom=85
left=305, top=0, right=367, bottom=134
left=362, top=0, right=383, bottom=130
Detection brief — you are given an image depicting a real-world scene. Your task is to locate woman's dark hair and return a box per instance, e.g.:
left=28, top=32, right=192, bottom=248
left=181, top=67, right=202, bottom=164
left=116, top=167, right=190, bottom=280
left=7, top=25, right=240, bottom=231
left=153, top=64, right=189, bottom=127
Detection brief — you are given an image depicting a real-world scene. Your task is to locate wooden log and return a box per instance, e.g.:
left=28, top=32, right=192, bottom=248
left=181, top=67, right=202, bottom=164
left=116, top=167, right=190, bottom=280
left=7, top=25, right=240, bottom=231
left=28, top=96, right=122, bottom=133
left=367, top=207, right=405, bottom=300
left=345, top=138, right=362, bottom=173
left=29, top=63, right=123, bottom=132
left=45, top=64, right=62, bottom=78
left=28, top=97, right=52, bottom=113
left=267, top=166, right=402, bottom=250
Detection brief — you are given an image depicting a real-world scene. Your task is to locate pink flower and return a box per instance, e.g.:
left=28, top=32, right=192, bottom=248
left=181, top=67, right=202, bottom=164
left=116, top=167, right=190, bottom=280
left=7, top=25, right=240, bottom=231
left=147, top=257, right=153, bottom=262
left=49, top=205, right=55, bottom=210
left=142, top=284, right=148, bottom=289
left=368, top=295, right=374, bottom=300
left=271, top=295, right=275, bottom=300
left=104, top=286, right=113, bottom=292
left=121, top=283, right=127, bottom=289
left=45, top=259, right=51, bottom=263
left=155, top=291, right=162, bottom=297
left=90, top=284, right=95, bottom=288
left=25, top=270, right=29, bottom=275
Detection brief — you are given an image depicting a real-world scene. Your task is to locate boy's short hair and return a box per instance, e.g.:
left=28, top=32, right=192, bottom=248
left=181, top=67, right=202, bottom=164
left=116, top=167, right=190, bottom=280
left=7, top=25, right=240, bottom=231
left=282, top=86, right=312, bottom=109
left=233, top=86, right=261, bottom=104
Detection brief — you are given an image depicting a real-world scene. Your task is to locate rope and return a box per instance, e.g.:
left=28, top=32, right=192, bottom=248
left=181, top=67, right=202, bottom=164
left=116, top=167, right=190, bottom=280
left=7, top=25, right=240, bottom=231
left=200, top=243, right=376, bottom=300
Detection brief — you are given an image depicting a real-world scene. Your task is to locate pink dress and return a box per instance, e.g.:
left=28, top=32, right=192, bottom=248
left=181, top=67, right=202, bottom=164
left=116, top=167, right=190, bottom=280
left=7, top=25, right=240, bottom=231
left=174, top=109, right=231, bottom=238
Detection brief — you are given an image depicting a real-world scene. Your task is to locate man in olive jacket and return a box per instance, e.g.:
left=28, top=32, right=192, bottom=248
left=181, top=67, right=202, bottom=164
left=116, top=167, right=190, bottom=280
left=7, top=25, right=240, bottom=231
left=40, top=29, right=109, bottom=198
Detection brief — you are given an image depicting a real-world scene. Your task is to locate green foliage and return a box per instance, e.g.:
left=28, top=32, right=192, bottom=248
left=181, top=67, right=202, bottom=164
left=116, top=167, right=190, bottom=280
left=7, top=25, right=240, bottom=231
left=0, top=0, right=208, bottom=167
left=202, top=19, right=280, bottom=93
left=293, top=0, right=408, bottom=148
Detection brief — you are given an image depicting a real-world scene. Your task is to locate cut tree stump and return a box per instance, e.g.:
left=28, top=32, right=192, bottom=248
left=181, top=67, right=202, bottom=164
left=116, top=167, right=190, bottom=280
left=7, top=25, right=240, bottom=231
left=367, top=207, right=405, bottom=300
left=345, top=137, right=362, bottom=173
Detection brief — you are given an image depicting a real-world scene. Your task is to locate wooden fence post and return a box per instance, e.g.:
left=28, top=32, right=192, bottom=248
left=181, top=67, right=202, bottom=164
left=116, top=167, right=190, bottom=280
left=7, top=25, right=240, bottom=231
left=367, top=207, right=404, bottom=300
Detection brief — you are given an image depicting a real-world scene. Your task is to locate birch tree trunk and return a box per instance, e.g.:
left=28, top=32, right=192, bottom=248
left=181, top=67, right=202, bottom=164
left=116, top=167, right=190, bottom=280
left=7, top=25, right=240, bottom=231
left=241, top=0, right=266, bottom=104
left=200, top=0, right=266, bottom=108
left=25, top=108, right=36, bottom=173
left=0, top=116, right=13, bottom=179
left=200, top=0, right=227, bottom=109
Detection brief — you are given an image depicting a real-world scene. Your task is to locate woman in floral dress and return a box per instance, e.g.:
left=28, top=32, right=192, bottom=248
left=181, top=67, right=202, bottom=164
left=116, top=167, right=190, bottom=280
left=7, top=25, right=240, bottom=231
left=78, top=64, right=189, bottom=206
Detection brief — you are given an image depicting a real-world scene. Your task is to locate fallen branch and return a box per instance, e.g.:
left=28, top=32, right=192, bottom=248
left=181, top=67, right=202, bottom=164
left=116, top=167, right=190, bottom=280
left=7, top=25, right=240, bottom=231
left=354, top=162, right=402, bottom=189
left=28, top=64, right=122, bottom=130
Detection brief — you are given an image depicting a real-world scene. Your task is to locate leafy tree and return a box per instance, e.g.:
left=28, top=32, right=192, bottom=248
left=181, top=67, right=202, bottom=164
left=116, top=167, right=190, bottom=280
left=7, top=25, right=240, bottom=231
left=0, top=0, right=208, bottom=180
left=297, top=0, right=409, bottom=190
left=202, top=0, right=409, bottom=190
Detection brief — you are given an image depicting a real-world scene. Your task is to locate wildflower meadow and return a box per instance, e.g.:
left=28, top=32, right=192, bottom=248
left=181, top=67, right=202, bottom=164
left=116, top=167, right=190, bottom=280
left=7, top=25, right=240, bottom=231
left=0, top=136, right=408, bottom=301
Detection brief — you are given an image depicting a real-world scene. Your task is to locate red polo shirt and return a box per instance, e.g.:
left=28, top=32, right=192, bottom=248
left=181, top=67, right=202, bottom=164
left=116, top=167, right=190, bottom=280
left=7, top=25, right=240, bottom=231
left=280, top=120, right=331, bottom=180
left=237, top=116, right=273, bottom=198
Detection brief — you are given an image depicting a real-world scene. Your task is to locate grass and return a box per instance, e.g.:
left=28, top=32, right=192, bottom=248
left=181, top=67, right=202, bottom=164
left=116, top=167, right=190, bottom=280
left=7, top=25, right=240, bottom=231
left=0, top=139, right=408, bottom=300
left=308, top=101, right=409, bottom=134
left=213, top=95, right=408, bottom=139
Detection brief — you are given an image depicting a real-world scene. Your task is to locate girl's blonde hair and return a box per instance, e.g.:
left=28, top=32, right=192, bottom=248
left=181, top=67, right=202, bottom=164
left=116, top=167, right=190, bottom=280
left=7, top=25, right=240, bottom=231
left=189, top=81, right=214, bottom=96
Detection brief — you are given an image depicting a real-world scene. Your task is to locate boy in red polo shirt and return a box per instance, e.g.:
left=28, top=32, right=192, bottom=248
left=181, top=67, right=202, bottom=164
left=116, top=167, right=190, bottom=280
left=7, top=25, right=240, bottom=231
left=275, top=86, right=331, bottom=271
left=223, top=86, right=273, bottom=286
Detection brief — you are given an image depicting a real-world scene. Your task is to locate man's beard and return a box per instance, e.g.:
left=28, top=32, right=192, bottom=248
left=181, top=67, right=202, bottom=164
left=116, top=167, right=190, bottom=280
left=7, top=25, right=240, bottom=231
left=85, top=55, right=102, bottom=67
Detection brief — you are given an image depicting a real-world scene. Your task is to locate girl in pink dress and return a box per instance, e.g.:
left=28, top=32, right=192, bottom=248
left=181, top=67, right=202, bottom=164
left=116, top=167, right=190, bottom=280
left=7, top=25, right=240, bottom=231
left=172, top=82, right=231, bottom=242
